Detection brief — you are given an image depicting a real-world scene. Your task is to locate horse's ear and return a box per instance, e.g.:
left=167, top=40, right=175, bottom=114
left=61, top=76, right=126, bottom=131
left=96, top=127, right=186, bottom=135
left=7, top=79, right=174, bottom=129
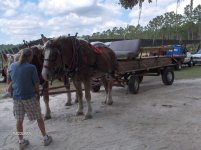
left=44, top=39, right=53, bottom=48
left=41, top=34, right=48, bottom=44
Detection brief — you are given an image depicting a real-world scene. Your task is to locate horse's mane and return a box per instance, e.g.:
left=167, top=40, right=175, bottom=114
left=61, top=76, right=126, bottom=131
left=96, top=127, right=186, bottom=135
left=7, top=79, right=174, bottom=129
left=53, top=36, right=68, bottom=42
left=53, top=35, right=85, bottom=44
left=31, top=44, right=44, bottom=50
left=30, top=45, right=45, bottom=84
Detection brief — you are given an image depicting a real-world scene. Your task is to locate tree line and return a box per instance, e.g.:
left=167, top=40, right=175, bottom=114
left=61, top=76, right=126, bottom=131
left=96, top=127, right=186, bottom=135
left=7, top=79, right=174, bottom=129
left=0, top=4, right=200, bottom=51
left=0, top=44, right=15, bottom=51
left=90, top=4, right=201, bottom=41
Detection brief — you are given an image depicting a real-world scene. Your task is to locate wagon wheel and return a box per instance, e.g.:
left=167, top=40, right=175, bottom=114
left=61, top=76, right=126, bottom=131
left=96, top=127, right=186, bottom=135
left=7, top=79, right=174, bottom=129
left=175, top=61, right=182, bottom=70
left=161, top=68, right=174, bottom=85
left=91, top=85, right=101, bottom=92
left=138, top=76, right=143, bottom=83
left=128, top=75, right=140, bottom=94
left=188, top=60, right=193, bottom=67
left=91, top=79, right=101, bottom=92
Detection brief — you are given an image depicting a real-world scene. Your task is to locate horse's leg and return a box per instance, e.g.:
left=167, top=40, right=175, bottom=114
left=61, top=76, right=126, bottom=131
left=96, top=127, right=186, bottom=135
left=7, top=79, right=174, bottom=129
left=107, top=75, right=114, bottom=105
left=101, top=76, right=108, bottom=104
left=83, top=79, right=93, bottom=119
left=101, top=75, right=113, bottom=105
left=65, top=78, right=72, bottom=106
left=43, top=82, right=51, bottom=120
left=75, top=92, right=78, bottom=103
left=73, top=80, right=84, bottom=116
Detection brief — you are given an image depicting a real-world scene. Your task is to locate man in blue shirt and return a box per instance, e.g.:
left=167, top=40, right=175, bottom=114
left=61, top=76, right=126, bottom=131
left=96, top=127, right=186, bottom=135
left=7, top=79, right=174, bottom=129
left=8, top=48, right=52, bottom=149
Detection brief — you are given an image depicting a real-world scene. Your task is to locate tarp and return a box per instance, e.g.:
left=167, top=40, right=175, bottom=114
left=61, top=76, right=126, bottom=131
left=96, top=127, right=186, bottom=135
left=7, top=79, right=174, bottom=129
left=109, top=39, right=141, bottom=59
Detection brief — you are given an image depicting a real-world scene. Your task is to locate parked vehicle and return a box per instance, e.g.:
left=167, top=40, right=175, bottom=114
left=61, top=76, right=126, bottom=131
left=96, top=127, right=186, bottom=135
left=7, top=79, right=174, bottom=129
left=183, top=52, right=193, bottom=67
left=192, top=49, right=201, bottom=65
left=91, top=40, right=175, bottom=94
left=165, top=44, right=191, bottom=70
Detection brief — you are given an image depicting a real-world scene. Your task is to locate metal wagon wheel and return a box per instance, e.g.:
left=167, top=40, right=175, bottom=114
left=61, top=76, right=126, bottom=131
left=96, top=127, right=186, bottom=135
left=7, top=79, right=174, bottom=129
left=91, top=85, right=101, bottom=92
left=128, top=75, right=140, bottom=94
left=161, top=68, right=174, bottom=85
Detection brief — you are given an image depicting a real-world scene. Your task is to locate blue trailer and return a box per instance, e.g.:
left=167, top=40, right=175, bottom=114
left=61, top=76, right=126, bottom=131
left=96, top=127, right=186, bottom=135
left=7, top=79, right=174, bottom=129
left=165, top=44, right=192, bottom=70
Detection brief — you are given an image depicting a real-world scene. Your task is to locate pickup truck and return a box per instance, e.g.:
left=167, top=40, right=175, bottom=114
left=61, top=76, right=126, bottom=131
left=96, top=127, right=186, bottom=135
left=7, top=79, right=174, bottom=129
left=192, top=49, right=201, bottom=65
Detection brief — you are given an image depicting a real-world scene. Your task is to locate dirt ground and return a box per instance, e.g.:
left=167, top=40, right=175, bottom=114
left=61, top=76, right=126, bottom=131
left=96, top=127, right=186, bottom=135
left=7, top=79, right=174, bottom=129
left=1, top=78, right=201, bottom=150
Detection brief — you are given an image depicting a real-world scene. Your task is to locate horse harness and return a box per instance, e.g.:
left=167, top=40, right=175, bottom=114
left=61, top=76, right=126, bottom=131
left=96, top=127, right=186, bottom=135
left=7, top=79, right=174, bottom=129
left=43, top=37, right=98, bottom=85
left=60, top=37, right=101, bottom=77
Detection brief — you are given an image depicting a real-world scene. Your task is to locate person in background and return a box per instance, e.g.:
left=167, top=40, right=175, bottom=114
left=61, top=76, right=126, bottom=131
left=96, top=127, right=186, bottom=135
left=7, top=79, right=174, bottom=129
left=8, top=48, right=52, bottom=150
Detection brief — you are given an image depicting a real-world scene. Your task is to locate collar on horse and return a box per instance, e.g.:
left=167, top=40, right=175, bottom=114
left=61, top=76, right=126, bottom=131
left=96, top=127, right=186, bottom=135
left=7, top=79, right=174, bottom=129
left=50, top=37, right=100, bottom=81
left=59, top=37, right=82, bottom=78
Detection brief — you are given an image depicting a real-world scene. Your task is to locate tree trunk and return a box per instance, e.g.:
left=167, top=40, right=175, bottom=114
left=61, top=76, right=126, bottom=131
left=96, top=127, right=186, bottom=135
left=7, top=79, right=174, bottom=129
left=190, top=0, right=193, bottom=14
left=199, top=22, right=201, bottom=41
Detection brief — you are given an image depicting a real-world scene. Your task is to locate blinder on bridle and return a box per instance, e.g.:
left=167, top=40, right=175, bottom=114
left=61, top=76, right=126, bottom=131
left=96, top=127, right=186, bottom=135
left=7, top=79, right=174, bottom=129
left=43, top=37, right=81, bottom=81
left=43, top=43, right=60, bottom=65
left=43, top=43, right=63, bottom=78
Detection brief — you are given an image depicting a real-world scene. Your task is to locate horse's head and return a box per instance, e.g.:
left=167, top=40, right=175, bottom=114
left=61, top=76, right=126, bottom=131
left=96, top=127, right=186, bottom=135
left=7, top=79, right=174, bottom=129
left=7, top=53, right=20, bottom=65
left=2, top=53, right=21, bottom=77
left=42, top=39, right=62, bottom=81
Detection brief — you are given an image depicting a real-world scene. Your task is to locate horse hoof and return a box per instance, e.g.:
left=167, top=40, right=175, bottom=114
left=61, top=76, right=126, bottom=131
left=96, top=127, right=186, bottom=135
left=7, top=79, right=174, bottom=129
left=76, top=111, right=84, bottom=116
left=84, top=114, right=93, bottom=120
left=44, top=116, right=51, bottom=120
left=65, top=102, right=72, bottom=106
left=107, top=101, right=113, bottom=105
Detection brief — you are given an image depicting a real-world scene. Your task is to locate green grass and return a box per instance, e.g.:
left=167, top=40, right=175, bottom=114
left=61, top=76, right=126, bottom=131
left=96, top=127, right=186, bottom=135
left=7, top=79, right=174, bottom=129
left=174, top=65, right=201, bottom=80
left=142, top=65, right=201, bottom=82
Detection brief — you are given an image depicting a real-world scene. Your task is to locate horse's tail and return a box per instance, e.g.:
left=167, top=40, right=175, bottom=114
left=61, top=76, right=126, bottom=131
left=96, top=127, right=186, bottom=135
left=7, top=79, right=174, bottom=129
left=114, top=57, right=119, bottom=72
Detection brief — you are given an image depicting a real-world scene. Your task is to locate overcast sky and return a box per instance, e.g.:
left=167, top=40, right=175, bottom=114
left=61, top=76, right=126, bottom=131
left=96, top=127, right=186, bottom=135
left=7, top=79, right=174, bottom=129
left=0, top=0, right=200, bottom=44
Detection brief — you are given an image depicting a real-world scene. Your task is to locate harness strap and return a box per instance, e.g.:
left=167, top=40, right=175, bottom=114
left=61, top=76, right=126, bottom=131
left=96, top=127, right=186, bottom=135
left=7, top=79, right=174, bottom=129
left=56, top=37, right=99, bottom=79
left=61, top=37, right=82, bottom=78
left=43, top=65, right=49, bottom=69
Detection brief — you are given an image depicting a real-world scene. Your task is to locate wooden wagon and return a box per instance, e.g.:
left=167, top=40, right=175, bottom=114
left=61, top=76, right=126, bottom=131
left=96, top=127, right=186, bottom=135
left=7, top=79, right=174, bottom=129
left=91, top=39, right=176, bottom=94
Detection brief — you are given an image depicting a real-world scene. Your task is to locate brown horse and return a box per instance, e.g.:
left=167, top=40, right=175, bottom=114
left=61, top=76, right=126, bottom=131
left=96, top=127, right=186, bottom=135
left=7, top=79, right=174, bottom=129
left=41, top=35, right=118, bottom=119
left=1, top=53, right=21, bottom=84
left=3, top=45, right=75, bottom=119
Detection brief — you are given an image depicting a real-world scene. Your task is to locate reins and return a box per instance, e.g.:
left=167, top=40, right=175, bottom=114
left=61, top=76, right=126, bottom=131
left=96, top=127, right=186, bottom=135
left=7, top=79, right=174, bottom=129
left=60, top=37, right=81, bottom=78
left=43, top=37, right=81, bottom=85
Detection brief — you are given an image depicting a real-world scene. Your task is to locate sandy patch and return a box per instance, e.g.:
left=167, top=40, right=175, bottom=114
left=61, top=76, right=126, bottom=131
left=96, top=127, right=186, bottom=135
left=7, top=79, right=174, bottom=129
left=1, top=78, right=201, bottom=150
